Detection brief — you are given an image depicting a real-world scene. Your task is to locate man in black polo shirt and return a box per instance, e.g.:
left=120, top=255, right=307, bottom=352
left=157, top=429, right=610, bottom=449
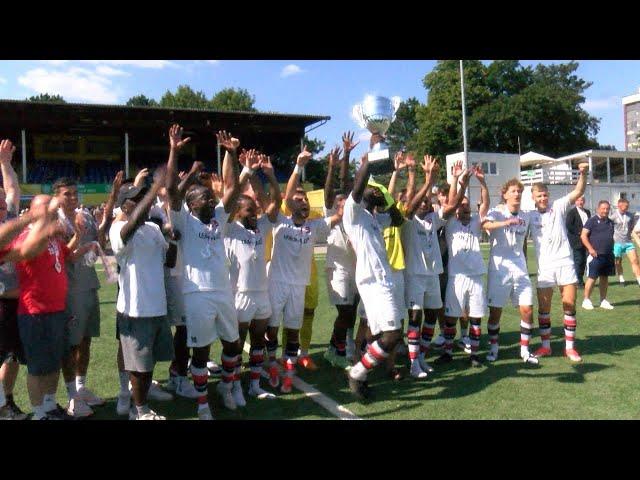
left=581, top=200, right=615, bottom=310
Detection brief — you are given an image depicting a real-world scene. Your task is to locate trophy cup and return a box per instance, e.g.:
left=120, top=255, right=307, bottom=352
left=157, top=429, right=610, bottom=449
left=352, top=95, right=402, bottom=173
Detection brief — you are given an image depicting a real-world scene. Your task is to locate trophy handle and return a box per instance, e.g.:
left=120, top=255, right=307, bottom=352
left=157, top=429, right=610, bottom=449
left=352, top=104, right=367, bottom=129
left=390, top=96, right=402, bottom=122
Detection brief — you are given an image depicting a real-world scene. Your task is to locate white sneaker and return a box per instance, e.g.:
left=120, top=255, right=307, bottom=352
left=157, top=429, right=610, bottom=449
left=67, top=398, right=94, bottom=418
left=248, top=384, right=276, bottom=400
left=600, top=299, right=614, bottom=310
left=418, top=356, right=435, bottom=373
left=116, top=392, right=131, bottom=416
left=216, top=382, right=237, bottom=411
left=432, top=334, right=446, bottom=349
left=457, top=336, right=472, bottom=354
left=135, top=409, right=166, bottom=420
left=207, top=361, right=222, bottom=376
left=582, top=298, right=595, bottom=310
left=410, top=361, right=428, bottom=379
left=486, top=348, right=499, bottom=362
left=198, top=406, right=214, bottom=420
left=148, top=381, right=173, bottom=401
left=521, top=351, right=539, bottom=365
left=231, top=382, right=247, bottom=407
left=174, top=377, right=200, bottom=399
left=76, top=387, right=105, bottom=407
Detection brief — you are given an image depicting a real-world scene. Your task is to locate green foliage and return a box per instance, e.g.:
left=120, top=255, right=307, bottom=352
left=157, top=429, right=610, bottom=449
left=27, top=93, right=66, bottom=103
left=159, top=85, right=210, bottom=109
left=209, top=88, right=256, bottom=112
left=125, top=94, right=158, bottom=107
left=386, top=97, right=420, bottom=154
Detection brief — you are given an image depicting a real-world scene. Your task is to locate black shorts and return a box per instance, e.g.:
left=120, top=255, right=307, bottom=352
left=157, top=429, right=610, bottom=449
left=18, top=311, right=68, bottom=375
left=587, top=254, right=615, bottom=279
left=0, top=298, right=25, bottom=364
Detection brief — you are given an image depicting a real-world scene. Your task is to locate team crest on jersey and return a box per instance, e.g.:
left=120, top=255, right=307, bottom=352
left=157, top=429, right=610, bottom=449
left=210, top=219, right=219, bottom=228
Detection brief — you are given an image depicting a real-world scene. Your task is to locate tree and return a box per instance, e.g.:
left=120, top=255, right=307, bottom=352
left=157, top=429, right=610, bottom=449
left=126, top=94, right=158, bottom=107
left=273, top=136, right=326, bottom=187
left=386, top=97, right=420, bottom=154
left=209, top=88, right=256, bottom=112
left=27, top=93, right=66, bottom=103
left=159, top=85, right=210, bottom=109
left=413, top=60, right=601, bottom=159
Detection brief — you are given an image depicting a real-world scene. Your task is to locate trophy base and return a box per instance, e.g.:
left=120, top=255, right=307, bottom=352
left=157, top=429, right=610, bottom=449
left=368, top=148, right=390, bottom=162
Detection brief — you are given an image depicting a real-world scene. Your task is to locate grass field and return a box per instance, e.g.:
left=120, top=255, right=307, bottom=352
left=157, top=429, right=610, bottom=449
left=9, top=246, right=640, bottom=420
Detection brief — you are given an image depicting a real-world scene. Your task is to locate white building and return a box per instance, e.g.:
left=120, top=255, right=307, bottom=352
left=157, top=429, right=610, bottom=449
left=446, top=149, right=640, bottom=214
left=623, top=87, right=640, bottom=151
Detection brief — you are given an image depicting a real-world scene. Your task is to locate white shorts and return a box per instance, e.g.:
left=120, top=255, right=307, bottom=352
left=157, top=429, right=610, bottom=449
left=391, top=268, right=406, bottom=311
left=487, top=269, right=533, bottom=308
left=357, top=280, right=403, bottom=336
left=183, top=290, right=239, bottom=348
left=445, top=274, right=486, bottom=318
left=165, top=274, right=185, bottom=327
left=268, top=281, right=306, bottom=330
left=235, top=290, right=272, bottom=324
left=357, top=298, right=367, bottom=319
left=536, top=264, right=578, bottom=289
left=405, top=274, right=443, bottom=310
left=325, top=267, right=358, bottom=306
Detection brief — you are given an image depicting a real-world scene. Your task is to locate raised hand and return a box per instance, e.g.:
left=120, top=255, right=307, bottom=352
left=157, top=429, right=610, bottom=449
left=296, top=144, right=313, bottom=167
left=190, top=161, right=205, bottom=175
left=169, top=124, right=191, bottom=151
left=178, top=171, right=187, bottom=181
left=0, top=139, right=16, bottom=164
left=473, top=164, right=486, bottom=183
left=111, top=170, right=124, bottom=195
left=394, top=151, right=406, bottom=171
left=422, top=154, right=439, bottom=175
left=259, top=154, right=275, bottom=177
left=211, top=172, right=224, bottom=198
left=133, top=168, right=149, bottom=187
left=216, top=130, right=240, bottom=152
left=244, top=149, right=262, bottom=171
left=342, top=131, right=360, bottom=154
left=328, top=146, right=342, bottom=168
left=404, top=153, right=416, bottom=170
left=451, top=160, right=464, bottom=178
left=578, top=162, right=589, bottom=174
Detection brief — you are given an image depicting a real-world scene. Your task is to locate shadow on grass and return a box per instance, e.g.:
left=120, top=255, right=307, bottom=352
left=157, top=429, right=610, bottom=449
left=605, top=299, right=640, bottom=308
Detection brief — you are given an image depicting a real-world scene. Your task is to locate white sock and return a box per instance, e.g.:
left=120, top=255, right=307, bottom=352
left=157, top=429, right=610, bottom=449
left=119, top=371, right=130, bottom=394
left=619, top=275, right=625, bottom=283
left=349, top=362, right=368, bottom=381
left=136, top=404, right=150, bottom=416
left=520, top=345, right=530, bottom=357
left=43, top=393, right=56, bottom=412
left=197, top=402, right=209, bottom=411
left=76, top=375, right=86, bottom=391
left=636, top=277, right=640, bottom=286
left=33, top=404, right=47, bottom=419
left=66, top=381, right=77, bottom=400
left=0, top=381, right=6, bottom=407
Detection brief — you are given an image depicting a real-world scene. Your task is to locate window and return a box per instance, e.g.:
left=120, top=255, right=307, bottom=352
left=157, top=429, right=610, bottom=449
left=592, top=157, right=608, bottom=183
left=481, top=162, right=498, bottom=175
left=610, top=158, right=624, bottom=183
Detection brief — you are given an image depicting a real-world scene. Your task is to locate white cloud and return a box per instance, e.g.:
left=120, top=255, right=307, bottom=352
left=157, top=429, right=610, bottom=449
left=18, top=67, right=120, bottom=103
left=281, top=64, right=304, bottom=78
left=583, top=96, right=620, bottom=111
left=95, top=65, right=129, bottom=77
left=40, top=60, right=176, bottom=69
left=0, top=77, right=6, bottom=85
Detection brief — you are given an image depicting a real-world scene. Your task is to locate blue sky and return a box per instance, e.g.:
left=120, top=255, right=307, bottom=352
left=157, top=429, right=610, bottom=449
left=0, top=60, right=638, bottom=160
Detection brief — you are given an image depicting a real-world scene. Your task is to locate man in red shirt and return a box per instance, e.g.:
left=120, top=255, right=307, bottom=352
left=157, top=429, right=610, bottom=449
left=0, top=195, right=95, bottom=420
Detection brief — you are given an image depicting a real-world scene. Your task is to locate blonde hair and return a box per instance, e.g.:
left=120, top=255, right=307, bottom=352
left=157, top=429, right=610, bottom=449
left=531, top=182, right=548, bottom=193
left=501, top=178, right=524, bottom=199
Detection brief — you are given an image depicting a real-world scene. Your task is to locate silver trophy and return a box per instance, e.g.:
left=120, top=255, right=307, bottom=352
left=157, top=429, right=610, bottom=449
left=352, top=95, right=402, bottom=162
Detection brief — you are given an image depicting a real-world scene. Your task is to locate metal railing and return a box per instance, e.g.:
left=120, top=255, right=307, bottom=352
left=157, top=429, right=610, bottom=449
left=520, top=168, right=579, bottom=185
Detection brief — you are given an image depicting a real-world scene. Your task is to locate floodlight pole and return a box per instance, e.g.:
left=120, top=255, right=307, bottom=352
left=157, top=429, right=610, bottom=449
left=460, top=60, right=469, bottom=196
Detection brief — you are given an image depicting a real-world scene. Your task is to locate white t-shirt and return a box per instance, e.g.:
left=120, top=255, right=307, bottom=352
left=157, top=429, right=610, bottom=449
left=149, top=203, right=183, bottom=277
left=527, top=195, right=574, bottom=269
left=342, top=194, right=393, bottom=287
left=445, top=215, right=486, bottom=276
left=401, top=210, right=445, bottom=276
left=225, top=216, right=273, bottom=293
left=268, top=213, right=331, bottom=286
left=324, top=206, right=356, bottom=271
left=484, top=204, right=531, bottom=273
left=170, top=200, right=232, bottom=294
left=109, top=220, right=168, bottom=317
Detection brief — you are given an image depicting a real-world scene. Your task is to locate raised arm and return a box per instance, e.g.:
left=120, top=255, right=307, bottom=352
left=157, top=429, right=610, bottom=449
left=98, top=170, right=123, bottom=248
left=474, top=165, right=490, bottom=218
left=121, top=169, right=166, bottom=244
left=285, top=145, right=312, bottom=207
left=351, top=153, right=370, bottom=204
left=178, top=161, right=204, bottom=198
left=216, top=131, right=241, bottom=214
left=324, top=146, right=341, bottom=209
left=405, top=155, right=439, bottom=219
left=340, top=131, right=359, bottom=194
left=388, top=151, right=406, bottom=200
left=257, top=155, right=282, bottom=222
left=0, top=140, right=20, bottom=214
left=0, top=210, right=35, bottom=250
left=443, top=161, right=471, bottom=218
left=404, top=153, right=417, bottom=204
left=166, top=124, right=192, bottom=211
left=568, top=162, right=589, bottom=204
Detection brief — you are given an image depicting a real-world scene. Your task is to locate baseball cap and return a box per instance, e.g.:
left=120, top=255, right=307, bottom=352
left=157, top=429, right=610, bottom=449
left=116, top=184, right=148, bottom=208
left=367, top=176, right=395, bottom=210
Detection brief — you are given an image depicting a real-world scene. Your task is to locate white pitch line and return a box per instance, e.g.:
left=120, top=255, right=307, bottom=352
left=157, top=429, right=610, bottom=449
left=243, top=343, right=361, bottom=421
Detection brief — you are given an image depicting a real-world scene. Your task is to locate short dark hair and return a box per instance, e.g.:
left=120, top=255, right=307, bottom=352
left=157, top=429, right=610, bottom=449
left=618, top=197, right=629, bottom=204
left=52, top=177, right=77, bottom=193
left=597, top=200, right=610, bottom=208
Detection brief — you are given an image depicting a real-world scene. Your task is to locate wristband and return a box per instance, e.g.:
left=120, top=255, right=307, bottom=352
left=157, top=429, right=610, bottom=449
left=294, top=164, right=304, bottom=176
left=241, top=166, right=255, bottom=177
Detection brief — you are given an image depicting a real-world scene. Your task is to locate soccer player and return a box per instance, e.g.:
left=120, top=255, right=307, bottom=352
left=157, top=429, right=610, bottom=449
left=265, top=146, right=341, bottom=393
left=443, top=164, right=490, bottom=368
left=611, top=198, right=640, bottom=287
left=323, top=133, right=360, bottom=370
left=482, top=178, right=538, bottom=364
left=166, top=125, right=242, bottom=420
left=344, top=152, right=406, bottom=400
left=110, top=171, right=175, bottom=420
left=225, top=151, right=280, bottom=400
left=528, top=162, right=588, bottom=363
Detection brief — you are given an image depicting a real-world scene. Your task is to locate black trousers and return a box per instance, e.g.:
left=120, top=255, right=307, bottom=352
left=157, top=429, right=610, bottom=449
left=572, top=247, right=587, bottom=285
